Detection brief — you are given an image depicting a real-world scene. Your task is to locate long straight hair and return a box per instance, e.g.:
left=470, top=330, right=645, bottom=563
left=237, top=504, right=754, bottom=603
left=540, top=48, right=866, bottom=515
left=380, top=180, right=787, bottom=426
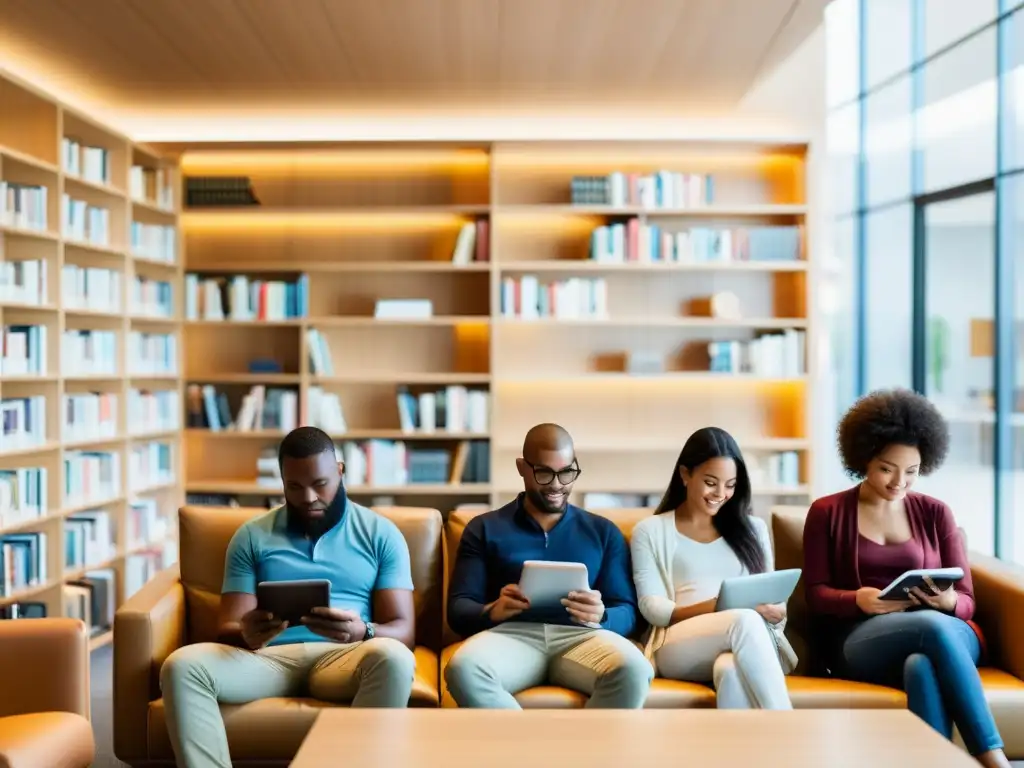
left=654, top=426, right=765, bottom=574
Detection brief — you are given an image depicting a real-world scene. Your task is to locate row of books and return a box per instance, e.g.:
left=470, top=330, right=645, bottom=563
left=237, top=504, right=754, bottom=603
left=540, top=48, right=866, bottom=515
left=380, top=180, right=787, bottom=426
left=2, top=389, right=180, bottom=451
left=0, top=395, right=45, bottom=452
left=64, top=392, right=118, bottom=443
left=708, top=331, right=806, bottom=377
left=184, top=176, right=259, bottom=207
left=130, top=166, right=175, bottom=210
left=0, top=258, right=47, bottom=305
left=62, top=195, right=111, bottom=246
left=128, top=331, right=177, bottom=376
left=127, top=498, right=171, bottom=550
left=63, top=329, right=117, bottom=376
left=66, top=568, right=115, bottom=634
left=500, top=276, right=608, bottom=319
left=64, top=450, right=120, bottom=507
left=131, top=276, right=174, bottom=318
left=128, top=389, right=179, bottom=435
left=590, top=222, right=802, bottom=264
left=396, top=385, right=490, bottom=433
left=1, top=530, right=48, bottom=595
left=0, top=467, right=46, bottom=528
left=336, top=438, right=490, bottom=487
left=66, top=509, right=115, bottom=569
left=186, top=384, right=299, bottom=433
left=0, top=181, right=47, bottom=231
left=450, top=220, right=490, bottom=264
left=750, top=451, right=802, bottom=489
left=63, top=264, right=120, bottom=311
left=570, top=171, right=714, bottom=208
left=130, top=222, right=177, bottom=264
left=128, top=441, right=173, bottom=491
left=184, top=274, right=309, bottom=321
left=62, top=138, right=110, bottom=185
left=1, top=324, right=47, bottom=376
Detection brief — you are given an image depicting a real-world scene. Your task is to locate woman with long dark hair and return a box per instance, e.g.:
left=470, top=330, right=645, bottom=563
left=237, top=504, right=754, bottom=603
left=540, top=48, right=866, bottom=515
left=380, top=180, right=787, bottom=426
left=630, top=426, right=794, bottom=709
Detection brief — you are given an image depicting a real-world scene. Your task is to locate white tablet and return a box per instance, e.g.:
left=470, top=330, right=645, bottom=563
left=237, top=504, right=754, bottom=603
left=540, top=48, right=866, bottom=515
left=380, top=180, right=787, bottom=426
left=518, top=560, right=590, bottom=608
left=877, top=567, right=964, bottom=601
left=715, top=568, right=802, bottom=612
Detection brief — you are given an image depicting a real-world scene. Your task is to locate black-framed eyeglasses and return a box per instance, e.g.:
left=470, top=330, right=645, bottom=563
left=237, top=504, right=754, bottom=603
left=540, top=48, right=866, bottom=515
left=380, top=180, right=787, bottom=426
left=524, top=459, right=582, bottom=486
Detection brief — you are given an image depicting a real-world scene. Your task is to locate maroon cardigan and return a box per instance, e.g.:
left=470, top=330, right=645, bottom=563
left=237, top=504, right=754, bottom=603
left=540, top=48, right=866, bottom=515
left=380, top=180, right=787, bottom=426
left=803, top=485, right=976, bottom=623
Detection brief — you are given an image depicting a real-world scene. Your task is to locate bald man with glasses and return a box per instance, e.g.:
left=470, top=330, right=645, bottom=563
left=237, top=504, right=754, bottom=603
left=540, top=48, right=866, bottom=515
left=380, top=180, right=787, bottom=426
left=444, top=423, right=652, bottom=709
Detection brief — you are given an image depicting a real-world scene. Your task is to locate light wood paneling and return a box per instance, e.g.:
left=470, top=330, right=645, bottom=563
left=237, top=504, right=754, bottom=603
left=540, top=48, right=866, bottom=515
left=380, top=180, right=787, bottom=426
left=0, top=0, right=827, bottom=115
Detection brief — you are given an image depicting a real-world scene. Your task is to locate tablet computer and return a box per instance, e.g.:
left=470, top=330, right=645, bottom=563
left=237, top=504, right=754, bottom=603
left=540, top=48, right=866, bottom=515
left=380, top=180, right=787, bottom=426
left=715, top=568, right=802, bottom=612
left=877, top=567, right=964, bottom=601
left=518, top=560, right=590, bottom=608
left=256, top=579, right=331, bottom=624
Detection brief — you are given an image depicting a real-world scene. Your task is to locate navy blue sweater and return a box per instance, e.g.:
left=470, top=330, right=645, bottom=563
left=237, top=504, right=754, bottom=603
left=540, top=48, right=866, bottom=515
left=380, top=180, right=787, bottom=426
left=447, top=494, right=641, bottom=639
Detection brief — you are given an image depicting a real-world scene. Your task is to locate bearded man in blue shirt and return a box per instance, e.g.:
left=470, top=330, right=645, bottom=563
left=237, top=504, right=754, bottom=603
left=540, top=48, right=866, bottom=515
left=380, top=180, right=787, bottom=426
left=445, top=422, right=653, bottom=708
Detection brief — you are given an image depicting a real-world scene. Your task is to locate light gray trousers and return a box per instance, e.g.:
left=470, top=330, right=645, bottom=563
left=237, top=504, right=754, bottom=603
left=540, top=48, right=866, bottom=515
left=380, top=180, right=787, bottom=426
left=444, top=621, right=653, bottom=709
left=160, top=637, right=416, bottom=768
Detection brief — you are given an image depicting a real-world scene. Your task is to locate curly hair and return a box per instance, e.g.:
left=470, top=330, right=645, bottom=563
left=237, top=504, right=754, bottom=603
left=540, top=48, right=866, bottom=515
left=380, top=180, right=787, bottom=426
left=836, top=388, right=950, bottom=478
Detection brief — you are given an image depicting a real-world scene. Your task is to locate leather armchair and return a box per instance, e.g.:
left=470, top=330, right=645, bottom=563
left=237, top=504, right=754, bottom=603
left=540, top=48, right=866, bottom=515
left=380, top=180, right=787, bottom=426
left=114, top=505, right=443, bottom=767
left=0, top=617, right=95, bottom=768
left=772, top=507, right=1024, bottom=758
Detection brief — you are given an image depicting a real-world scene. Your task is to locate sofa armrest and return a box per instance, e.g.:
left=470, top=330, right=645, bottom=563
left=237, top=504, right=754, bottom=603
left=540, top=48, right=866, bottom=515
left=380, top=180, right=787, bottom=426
left=970, top=552, right=1024, bottom=680
left=113, top=565, right=186, bottom=762
left=0, top=618, right=90, bottom=719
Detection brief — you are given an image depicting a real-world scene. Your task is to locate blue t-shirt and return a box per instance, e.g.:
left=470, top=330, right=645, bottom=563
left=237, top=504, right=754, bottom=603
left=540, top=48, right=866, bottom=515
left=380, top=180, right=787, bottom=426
left=222, top=500, right=414, bottom=645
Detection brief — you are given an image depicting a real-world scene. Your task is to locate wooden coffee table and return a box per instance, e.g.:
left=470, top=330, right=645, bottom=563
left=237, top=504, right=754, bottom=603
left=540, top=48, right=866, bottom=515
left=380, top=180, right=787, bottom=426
left=290, top=708, right=977, bottom=767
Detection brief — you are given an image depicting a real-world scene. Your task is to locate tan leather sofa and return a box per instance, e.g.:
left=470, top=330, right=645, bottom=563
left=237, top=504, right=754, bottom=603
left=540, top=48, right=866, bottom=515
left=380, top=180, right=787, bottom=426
left=0, top=617, right=95, bottom=768
left=771, top=507, right=1024, bottom=758
left=113, top=505, right=443, bottom=767
left=116, top=503, right=1024, bottom=765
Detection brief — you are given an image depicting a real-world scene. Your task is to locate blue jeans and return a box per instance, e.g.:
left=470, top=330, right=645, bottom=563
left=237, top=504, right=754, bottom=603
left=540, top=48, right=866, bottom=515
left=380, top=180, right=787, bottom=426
left=841, top=610, right=1003, bottom=756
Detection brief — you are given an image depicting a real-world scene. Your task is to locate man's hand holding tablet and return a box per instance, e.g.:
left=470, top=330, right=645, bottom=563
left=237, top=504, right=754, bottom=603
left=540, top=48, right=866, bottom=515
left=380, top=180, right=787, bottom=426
left=485, top=584, right=531, bottom=623
left=561, top=589, right=604, bottom=628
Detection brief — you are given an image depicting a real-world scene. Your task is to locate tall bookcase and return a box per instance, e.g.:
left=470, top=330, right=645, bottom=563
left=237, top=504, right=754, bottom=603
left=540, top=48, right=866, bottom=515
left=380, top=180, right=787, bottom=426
left=176, top=141, right=812, bottom=523
left=0, top=69, right=183, bottom=648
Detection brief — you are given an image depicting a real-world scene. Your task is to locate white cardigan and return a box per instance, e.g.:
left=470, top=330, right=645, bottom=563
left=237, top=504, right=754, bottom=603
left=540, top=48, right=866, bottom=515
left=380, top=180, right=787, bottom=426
left=630, top=511, right=798, bottom=675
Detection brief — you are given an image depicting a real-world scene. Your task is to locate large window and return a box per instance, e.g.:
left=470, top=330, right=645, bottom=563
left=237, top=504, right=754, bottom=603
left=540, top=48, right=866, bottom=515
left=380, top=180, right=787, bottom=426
left=827, top=1, right=1024, bottom=563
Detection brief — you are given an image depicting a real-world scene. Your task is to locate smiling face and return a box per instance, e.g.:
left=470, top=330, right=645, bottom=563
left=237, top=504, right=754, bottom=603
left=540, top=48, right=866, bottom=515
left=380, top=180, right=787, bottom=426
left=517, top=444, right=579, bottom=515
left=863, top=443, right=921, bottom=502
left=681, top=456, right=738, bottom=519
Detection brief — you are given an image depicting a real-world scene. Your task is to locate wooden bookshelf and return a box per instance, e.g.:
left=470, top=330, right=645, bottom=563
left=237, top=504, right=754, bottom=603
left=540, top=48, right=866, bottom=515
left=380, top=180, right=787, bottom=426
left=174, top=141, right=812, bottom=519
left=0, top=69, right=183, bottom=643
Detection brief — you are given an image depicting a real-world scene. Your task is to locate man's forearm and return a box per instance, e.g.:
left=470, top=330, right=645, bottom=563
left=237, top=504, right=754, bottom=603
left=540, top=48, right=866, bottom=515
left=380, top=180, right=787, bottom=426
left=448, top=597, right=495, bottom=637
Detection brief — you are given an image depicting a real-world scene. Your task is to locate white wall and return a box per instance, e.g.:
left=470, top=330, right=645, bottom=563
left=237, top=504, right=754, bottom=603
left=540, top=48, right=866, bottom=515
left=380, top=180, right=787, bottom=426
left=736, top=24, right=850, bottom=498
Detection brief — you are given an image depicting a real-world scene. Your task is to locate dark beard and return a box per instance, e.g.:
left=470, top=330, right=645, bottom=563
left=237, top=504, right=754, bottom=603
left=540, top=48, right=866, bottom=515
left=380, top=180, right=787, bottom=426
left=526, top=488, right=567, bottom=516
left=286, top=485, right=347, bottom=538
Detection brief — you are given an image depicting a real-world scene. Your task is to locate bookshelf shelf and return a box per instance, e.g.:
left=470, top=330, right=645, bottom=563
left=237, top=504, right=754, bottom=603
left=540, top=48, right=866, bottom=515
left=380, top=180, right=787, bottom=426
left=0, top=68, right=182, bottom=633
left=176, top=140, right=813, bottom=518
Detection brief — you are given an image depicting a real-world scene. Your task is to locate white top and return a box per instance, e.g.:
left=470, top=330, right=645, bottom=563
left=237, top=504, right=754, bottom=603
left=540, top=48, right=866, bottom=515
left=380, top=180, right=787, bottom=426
left=670, top=532, right=748, bottom=608
left=632, top=511, right=774, bottom=628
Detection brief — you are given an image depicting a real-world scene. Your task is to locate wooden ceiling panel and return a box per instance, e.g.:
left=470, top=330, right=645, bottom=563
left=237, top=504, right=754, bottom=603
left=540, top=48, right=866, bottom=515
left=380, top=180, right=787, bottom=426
left=0, top=0, right=825, bottom=111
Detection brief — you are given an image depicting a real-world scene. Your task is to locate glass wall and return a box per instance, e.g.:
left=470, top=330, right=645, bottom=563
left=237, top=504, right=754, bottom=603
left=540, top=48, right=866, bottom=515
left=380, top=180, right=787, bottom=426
left=826, top=0, right=1023, bottom=563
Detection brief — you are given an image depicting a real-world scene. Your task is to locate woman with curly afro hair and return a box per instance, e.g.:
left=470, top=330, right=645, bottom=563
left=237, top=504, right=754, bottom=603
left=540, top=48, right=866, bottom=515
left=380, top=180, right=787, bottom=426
left=802, top=388, right=1008, bottom=768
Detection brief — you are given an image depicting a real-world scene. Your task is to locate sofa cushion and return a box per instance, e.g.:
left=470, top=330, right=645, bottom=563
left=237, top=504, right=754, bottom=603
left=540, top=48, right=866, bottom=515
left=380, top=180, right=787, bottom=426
left=0, top=712, right=95, bottom=768
left=177, top=505, right=444, bottom=651
left=146, top=645, right=440, bottom=761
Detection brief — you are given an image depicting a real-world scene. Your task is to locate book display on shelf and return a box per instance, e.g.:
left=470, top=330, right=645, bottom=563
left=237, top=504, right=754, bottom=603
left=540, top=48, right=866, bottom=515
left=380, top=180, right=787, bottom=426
left=0, top=68, right=183, bottom=644
left=175, top=141, right=813, bottom=519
